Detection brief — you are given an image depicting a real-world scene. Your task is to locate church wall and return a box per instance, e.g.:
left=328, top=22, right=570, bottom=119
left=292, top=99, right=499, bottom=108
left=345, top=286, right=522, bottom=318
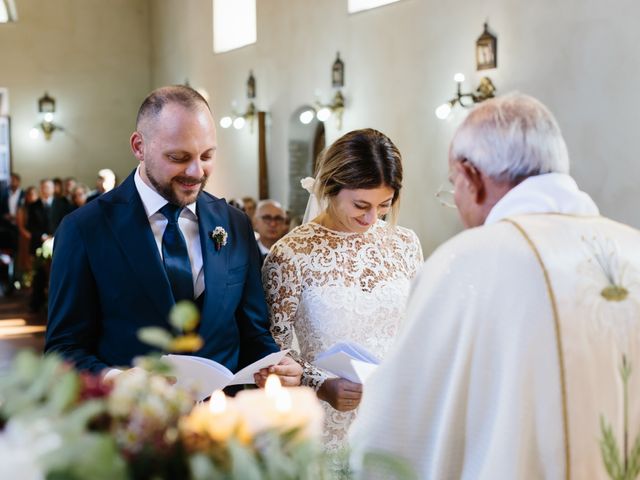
left=0, top=0, right=151, bottom=189
left=151, top=0, right=640, bottom=254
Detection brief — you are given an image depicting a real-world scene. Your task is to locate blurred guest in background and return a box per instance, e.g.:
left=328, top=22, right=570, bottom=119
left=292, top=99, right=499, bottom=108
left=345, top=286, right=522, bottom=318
left=16, top=186, right=38, bottom=275
left=63, top=177, right=77, bottom=203
left=228, top=197, right=244, bottom=211
left=26, top=179, right=56, bottom=255
left=253, top=199, right=287, bottom=261
left=242, top=196, right=257, bottom=224
left=86, top=168, right=117, bottom=202
left=70, top=184, right=88, bottom=210
left=27, top=179, right=64, bottom=311
left=52, top=177, right=64, bottom=198
left=0, top=172, right=24, bottom=253
left=4, top=172, right=24, bottom=225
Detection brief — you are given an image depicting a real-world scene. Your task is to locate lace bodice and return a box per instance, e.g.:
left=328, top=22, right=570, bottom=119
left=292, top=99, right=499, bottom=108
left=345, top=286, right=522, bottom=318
left=262, top=219, right=423, bottom=453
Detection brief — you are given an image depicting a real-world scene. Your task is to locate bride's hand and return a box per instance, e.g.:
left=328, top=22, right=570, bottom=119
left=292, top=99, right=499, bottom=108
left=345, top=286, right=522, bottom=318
left=317, top=378, right=363, bottom=411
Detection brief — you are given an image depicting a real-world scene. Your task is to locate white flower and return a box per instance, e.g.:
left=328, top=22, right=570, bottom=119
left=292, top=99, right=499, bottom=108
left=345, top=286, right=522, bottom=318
left=300, top=177, right=316, bottom=194
left=40, top=237, right=55, bottom=259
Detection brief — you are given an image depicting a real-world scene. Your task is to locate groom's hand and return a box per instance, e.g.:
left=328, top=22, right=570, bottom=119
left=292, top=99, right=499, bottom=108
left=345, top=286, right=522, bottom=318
left=254, top=355, right=303, bottom=387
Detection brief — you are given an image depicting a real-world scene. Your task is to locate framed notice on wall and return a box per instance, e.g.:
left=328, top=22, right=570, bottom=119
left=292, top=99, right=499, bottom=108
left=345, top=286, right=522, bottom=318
left=0, top=116, right=11, bottom=183
left=0, top=88, right=9, bottom=116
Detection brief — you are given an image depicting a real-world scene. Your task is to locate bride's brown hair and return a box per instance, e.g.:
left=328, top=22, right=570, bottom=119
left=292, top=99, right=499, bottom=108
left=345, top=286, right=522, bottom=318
left=314, top=128, right=403, bottom=223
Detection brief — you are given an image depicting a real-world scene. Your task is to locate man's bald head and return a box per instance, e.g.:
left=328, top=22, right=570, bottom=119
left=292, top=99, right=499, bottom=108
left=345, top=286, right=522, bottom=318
left=136, top=85, right=210, bottom=134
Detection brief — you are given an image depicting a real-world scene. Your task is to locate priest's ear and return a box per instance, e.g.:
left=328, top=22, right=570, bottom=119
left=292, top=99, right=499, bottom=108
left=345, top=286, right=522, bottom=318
left=458, top=159, right=486, bottom=204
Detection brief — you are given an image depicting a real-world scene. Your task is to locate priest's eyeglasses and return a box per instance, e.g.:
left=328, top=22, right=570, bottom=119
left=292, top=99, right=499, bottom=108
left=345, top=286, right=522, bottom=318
left=435, top=181, right=456, bottom=208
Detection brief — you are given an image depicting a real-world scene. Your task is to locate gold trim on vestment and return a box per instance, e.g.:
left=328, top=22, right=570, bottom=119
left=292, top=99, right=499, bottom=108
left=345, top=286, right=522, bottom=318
left=504, top=218, right=571, bottom=480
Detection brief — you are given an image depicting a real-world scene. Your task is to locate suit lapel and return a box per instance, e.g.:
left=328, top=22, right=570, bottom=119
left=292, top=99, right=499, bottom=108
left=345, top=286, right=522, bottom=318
left=101, top=172, right=173, bottom=319
left=196, top=193, right=229, bottom=321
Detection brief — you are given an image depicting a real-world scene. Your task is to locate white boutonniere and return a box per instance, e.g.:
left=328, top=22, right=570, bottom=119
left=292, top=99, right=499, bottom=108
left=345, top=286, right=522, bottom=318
left=211, top=227, right=228, bottom=252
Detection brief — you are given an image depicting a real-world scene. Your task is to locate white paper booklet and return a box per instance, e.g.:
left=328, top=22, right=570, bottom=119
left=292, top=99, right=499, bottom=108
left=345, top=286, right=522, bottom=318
left=315, top=341, right=380, bottom=384
left=163, top=350, right=289, bottom=401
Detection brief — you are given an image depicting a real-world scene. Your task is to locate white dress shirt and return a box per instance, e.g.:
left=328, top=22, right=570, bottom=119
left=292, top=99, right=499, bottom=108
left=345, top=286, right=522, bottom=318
left=104, top=168, right=206, bottom=381
left=134, top=166, right=204, bottom=298
left=257, top=239, right=270, bottom=256
left=8, top=188, right=22, bottom=217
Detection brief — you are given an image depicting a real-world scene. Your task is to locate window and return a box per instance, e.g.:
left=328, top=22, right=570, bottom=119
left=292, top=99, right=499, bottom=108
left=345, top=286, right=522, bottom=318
left=348, top=0, right=402, bottom=14
left=0, top=0, right=18, bottom=23
left=213, top=0, right=256, bottom=53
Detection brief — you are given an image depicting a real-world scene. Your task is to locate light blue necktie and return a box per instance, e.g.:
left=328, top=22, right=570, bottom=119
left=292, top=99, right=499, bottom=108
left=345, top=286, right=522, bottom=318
left=159, top=203, right=194, bottom=303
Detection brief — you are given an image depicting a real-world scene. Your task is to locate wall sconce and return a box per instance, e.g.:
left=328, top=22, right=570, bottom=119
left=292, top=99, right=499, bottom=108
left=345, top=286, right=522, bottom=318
left=29, top=92, right=63, bottom=140
left=219, top=71, right=257, bottom=132
left=476, top=22, right=497, bottom=71
left=434, top=73, right=496, bottom=119
left=299, top=52, right=346, bottom=129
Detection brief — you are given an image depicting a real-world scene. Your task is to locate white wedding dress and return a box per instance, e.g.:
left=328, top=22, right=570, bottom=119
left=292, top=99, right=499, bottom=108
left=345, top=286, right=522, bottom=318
left=262, top=219, right=423, bottom=455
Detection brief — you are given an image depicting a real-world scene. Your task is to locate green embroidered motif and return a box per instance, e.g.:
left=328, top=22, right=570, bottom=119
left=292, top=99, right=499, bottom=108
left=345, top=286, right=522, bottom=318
left=599, top=356, right=640, bottom=480
left=601, top=285, right=629, bottom=302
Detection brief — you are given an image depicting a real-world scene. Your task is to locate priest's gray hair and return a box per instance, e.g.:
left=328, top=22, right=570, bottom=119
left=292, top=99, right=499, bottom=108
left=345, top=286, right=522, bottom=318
left=449, top=93, right=570, bottom=182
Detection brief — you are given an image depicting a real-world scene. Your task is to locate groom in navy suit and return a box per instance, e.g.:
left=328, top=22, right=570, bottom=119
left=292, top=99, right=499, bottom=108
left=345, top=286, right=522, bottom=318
left=45, top=85, right=301, bottom=385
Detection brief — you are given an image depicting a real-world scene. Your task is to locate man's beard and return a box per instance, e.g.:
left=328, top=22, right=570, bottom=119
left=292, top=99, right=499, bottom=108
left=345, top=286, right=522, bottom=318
left=145, top=165, right=207, bottom=207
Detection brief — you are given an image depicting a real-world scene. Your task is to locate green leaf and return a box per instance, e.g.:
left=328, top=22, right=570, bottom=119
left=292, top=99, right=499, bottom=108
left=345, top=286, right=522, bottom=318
left=600, top=415, right=622, bottom=480
left=48, top=370, right=81, bottom=413
left=361, top=449, right=418, bottom=480
left=228, top=439, right=263, bottom=480
left=43, top=432, right=126, bottom=480
left=189, top=453, right=226, bottom=480
left=137, top=326, right=173, bottom=350
left=133, top=354, right=174, bottom=376
left=21, top=354, right=66, bottom=407
left=65, top=400, right=106, bottom=431
left=626, top=430, right=640, bottom=480
left=619, top=356, right=632, bottom=383
left=169, top=301, right=200, bottom=332
left=14, top=349, right=42, bottom=381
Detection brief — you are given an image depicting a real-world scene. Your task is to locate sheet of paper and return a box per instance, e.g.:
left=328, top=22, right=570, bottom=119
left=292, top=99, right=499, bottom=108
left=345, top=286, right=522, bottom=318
left=315, top=350, right=379, bottom=384
left=316, top=341, right=380, bottom=364
left=351, top=359, right=378, bottom=384
left=229, top=349, right=289, bottom=385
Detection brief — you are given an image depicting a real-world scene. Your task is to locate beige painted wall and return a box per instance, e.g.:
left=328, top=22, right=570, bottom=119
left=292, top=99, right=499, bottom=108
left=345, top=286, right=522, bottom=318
left=0, top=0, right=151, bottom=189
left=149, top=0, right=640, bottom=254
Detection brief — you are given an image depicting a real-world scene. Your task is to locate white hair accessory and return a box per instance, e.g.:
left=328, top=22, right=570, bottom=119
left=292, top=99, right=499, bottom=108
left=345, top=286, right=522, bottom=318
left=300, top=177, right=326, bottom=224
left=300, top=177, right=316, bottom=194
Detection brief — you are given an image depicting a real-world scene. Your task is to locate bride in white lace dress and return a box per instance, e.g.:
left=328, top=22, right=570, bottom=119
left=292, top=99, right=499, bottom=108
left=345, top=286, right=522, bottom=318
left=262, top=129, right=423, bottom=460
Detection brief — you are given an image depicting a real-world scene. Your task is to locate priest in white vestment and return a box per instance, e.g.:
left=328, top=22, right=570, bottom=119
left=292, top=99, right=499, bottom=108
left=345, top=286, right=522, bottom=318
left=350, top=94, right=640, bottom=480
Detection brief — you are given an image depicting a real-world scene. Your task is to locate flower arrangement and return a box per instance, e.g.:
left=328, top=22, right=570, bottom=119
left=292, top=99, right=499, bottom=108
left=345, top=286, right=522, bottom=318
left=0, top=302, right=327, bottom=479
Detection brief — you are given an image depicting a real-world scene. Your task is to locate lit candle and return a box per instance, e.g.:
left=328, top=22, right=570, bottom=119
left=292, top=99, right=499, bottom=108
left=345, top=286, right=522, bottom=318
left=234, top=374, right=323, bottom=441
left=275, top=388, right=292, bottom=413
left=208, top=389, right=226, bottom=414
left=264, top=373, right=282, bottom=398
left=180, top=389, right=239, bottom=443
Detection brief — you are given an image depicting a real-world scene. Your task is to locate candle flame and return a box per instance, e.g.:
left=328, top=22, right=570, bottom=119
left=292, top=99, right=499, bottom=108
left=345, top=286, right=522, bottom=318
left=209, top=389, right=226, bottom=414
left=275, top=389, right=292, bottom=413
left=265, top=374, right=282, bottom=398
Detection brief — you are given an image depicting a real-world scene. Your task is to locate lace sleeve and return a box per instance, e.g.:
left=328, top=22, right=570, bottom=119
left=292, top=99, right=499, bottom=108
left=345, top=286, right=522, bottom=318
left=395, top=226, right=424, bottom=279
left=262, top=244, right=328, bottom=390
left=407, top=229, right=424, bottom=278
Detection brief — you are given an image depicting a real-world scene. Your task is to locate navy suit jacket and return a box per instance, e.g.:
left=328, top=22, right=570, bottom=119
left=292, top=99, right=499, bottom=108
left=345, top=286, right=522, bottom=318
left=45, top=171, right=279, bottom=373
